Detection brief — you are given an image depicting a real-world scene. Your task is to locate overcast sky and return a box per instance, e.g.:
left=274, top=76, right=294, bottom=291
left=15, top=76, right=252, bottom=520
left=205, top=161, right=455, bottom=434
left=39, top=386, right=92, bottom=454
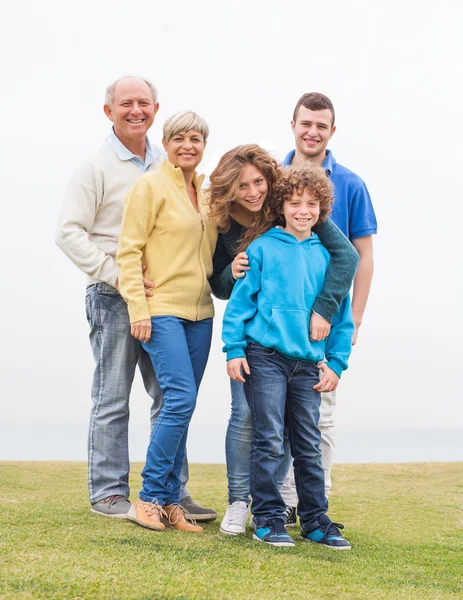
left=1, top=0, right=462, bottom=440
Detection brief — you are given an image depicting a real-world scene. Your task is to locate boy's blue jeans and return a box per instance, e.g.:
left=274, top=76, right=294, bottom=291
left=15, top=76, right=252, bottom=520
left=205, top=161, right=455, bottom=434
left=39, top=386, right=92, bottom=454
left=140, top=316, right=212, bottom=505
left=226, top=379, right=292, bottom=505
left=244, top=342, right=328, bottom=532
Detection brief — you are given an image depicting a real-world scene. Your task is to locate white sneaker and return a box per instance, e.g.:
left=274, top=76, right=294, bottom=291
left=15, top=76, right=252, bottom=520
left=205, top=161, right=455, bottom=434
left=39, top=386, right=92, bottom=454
left=220, top=501, right=249, bottom=535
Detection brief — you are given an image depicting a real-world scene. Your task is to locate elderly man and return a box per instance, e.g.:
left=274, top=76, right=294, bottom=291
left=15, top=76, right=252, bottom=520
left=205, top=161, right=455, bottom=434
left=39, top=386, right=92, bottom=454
left=55, top=76, right=217, bottom=522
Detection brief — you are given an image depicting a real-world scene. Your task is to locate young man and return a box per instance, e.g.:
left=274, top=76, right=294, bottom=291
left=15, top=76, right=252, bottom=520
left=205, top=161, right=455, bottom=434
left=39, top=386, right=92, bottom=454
left=55, top=76, right=217, bottom=522
left=281, top=92, right=377, bottom=515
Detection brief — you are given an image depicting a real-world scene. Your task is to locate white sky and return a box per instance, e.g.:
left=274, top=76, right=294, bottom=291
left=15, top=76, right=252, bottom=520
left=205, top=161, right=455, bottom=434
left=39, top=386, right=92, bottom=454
left=1, top=0, right=462, bottom=435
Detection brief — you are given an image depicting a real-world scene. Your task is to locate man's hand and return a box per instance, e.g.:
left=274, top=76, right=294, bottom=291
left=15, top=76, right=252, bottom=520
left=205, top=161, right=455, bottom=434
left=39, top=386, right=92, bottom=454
left=227, top=357, right=250, bottom=382
left=115, top=266, right=155, bottom=298
left=310, top=312, right=331, bottom=341
left=313, top=362, right=339, bottom=393
left=131, top=318, right=152, bottom=343
left=142, top=264, right=155, bottom=297
left=232, top=252, right=249, bottom=279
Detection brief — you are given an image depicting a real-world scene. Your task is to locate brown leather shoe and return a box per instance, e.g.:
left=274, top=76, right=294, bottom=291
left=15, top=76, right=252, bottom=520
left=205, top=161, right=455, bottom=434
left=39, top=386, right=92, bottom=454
left=163, top=504, right=204, bottom=533
left=127, top=498, right=166, bottom=531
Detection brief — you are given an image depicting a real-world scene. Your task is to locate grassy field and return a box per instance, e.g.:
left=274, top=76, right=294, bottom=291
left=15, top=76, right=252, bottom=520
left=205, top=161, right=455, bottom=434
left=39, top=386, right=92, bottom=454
left=0, top=462, right=462, bottom=600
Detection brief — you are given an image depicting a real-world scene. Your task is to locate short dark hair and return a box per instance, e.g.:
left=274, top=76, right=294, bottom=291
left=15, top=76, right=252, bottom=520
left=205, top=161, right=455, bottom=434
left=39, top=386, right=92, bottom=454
left=292, top=92, right=335, bottom=126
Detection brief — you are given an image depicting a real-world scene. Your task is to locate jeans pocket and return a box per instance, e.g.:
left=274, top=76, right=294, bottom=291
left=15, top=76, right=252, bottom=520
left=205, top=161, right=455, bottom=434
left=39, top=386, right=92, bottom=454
left=247, top=342, right=275, bottom=357
left=96, top=282, right=119, bottom=296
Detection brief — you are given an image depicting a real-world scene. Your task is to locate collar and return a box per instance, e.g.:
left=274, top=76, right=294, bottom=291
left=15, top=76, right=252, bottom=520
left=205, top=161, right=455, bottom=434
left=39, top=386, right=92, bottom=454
left=161, top=159, right=205, bottom=190
left=106, top=128, right=160, bottom=165
left=322, top=149, right=336, bottom=176
left=283, top=148, right=336, bottom=177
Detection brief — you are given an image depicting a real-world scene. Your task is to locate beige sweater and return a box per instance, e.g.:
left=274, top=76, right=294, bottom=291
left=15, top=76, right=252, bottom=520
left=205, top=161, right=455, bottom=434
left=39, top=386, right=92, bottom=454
left=117, top=160, right=218, bottom=323
left=55, top=140, right=161, bottom=286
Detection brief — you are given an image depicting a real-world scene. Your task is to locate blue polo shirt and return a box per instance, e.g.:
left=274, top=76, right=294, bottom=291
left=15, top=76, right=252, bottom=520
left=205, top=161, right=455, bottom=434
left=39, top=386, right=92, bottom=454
left=282, top=149, right=377, bottom=241
left=107, top=128, right=162, bottom=172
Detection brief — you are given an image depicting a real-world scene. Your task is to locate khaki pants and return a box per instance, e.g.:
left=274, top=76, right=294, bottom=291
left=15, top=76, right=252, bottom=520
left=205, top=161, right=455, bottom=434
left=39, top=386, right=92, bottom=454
left=280, top=389, right=336, bottom=506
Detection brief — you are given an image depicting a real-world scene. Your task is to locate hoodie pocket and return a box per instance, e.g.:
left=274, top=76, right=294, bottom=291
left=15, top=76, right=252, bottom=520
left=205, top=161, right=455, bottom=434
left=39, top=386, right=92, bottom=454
left=262, top=308, right=323, bottom=360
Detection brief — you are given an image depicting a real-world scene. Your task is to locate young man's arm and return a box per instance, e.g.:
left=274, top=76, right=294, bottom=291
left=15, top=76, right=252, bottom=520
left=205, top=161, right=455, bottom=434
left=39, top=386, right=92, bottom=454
left=311, top=218, right=359, bottom=340
left=351, top=235, right=374, bottom=345
left=314, top=294, right=354, bottom=392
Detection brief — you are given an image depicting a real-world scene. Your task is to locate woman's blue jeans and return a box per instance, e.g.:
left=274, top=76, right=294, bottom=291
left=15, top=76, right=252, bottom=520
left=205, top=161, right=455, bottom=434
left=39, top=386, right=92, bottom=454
left=140, top=316, right=212, bottom=505
left=226, top=379, right=292, bottom=506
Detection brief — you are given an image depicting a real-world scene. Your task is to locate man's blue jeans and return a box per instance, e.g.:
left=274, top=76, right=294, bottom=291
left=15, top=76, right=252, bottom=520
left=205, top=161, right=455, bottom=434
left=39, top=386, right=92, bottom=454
left=226, top=379, right=292, bottom=505
left=140, top=316, right=212, bottom=505
left=85, top=284, right=190, bottom=504
left=244, top=342, right=328, bottom=532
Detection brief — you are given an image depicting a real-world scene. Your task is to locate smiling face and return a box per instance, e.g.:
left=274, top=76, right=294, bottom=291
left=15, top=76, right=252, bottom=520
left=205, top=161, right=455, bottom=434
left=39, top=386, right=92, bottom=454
left=104, top=77, right=158, bottom=144
left=234, top=164, right=269, bottom=213
left=162, top=129, right=206, bottom=173
left=291, top=106, right=335, bottom=165
left=283, top=188, right=320, bottom=241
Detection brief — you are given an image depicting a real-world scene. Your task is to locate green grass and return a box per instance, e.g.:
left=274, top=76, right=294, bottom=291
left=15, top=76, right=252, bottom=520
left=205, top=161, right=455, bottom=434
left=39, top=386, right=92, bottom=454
left=0, top=462, right=462, bottom=600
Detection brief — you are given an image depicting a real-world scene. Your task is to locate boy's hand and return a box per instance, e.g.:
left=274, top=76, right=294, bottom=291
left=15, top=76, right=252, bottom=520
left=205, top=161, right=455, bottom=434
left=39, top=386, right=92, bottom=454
left=310, top=313, right=331, bottom=341
left=313, top=362, right=339, bottom=393
left=232, top=252, right=249, bottom=279
left=227, top=357, right=250, bottom=382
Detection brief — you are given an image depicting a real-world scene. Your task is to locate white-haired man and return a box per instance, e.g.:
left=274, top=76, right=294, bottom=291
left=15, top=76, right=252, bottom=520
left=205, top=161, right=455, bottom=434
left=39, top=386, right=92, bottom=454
left=55, top=76, right=217, bottom=521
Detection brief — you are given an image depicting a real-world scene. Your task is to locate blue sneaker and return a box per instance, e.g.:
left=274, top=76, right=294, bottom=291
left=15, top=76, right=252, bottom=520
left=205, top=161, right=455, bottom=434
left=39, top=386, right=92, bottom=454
left=301, top=516, right=351, bottom=550
left=253, top=518, right=295, bottom=547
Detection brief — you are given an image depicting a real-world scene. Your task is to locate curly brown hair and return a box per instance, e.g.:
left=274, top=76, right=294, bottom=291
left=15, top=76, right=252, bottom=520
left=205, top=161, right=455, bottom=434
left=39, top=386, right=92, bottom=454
left=207, top=144, right=279, bottom=233
left=237, top=164, right=333, bottom=252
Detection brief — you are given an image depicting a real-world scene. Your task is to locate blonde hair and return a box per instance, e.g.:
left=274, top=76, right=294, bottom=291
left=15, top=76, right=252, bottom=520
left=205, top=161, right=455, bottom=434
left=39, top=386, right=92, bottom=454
left=237, top=164, right=333, bottom=252
left=163, top=110, right=209, bottom=143
left=208, top=144, right=279, bottom=233
left=104, top=75, right=158, bottom=107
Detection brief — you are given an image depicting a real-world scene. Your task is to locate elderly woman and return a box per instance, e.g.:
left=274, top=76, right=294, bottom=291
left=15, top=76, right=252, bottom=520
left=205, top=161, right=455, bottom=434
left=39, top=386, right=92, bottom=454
left=116, top=111, right=217, bottom=533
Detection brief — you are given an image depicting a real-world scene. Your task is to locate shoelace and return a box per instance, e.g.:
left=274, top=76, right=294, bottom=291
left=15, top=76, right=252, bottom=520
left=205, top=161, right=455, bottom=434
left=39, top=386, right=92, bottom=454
left=322, top=520, right=344, bottom=538
left=283, top=505, right=294, bottom=518
left=167, top=504, right=199, bottom=527
left=268, top=518, right=288, bottom=536
left=102, top=495, right=126, bottom=507
left=227, top=505, right=248, bottom=525
left=143, top=499, right=167, bottom=520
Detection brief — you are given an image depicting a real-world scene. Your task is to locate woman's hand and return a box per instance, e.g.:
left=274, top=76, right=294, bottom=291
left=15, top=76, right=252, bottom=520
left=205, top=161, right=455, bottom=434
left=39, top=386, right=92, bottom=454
left=313, top=362, right=339, bottom=393
left=131, top=318, right=152, bottom=343
left=227, top=357, right=250, bottom=382
left=232, top=252, right=249, bottom=279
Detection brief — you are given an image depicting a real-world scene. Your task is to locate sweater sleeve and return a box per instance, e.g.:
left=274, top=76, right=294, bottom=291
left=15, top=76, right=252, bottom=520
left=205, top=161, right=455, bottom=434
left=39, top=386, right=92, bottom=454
left=222, top=248, right=262, bottom=360
left=209, top=234, right=236, bottom=300
left=54, top=163, right=118, bottom=286
left=324, top=294, right=354, bottom=377
left=312, top=218, right=359, bottom=323
left=117, top=178, right=159, bottom=322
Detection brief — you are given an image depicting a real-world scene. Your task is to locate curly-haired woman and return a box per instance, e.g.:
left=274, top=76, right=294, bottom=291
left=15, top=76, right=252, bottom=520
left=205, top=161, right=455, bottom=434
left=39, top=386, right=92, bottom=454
left=208, top=145, right=358, bottom=535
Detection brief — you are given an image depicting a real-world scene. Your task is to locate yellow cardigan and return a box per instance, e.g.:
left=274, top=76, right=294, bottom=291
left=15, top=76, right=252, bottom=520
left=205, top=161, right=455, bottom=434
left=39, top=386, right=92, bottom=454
left=117, top=160, right=218, bottom=323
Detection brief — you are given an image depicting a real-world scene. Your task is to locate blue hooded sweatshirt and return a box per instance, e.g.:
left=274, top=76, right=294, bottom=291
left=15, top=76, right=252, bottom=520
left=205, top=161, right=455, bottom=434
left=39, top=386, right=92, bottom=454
left=222, top=227, right=354, bottom=377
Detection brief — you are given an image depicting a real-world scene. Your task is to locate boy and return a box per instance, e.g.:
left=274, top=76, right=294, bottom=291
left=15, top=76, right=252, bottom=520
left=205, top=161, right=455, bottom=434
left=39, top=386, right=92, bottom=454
left=222, top=164, right=354, bottom=549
